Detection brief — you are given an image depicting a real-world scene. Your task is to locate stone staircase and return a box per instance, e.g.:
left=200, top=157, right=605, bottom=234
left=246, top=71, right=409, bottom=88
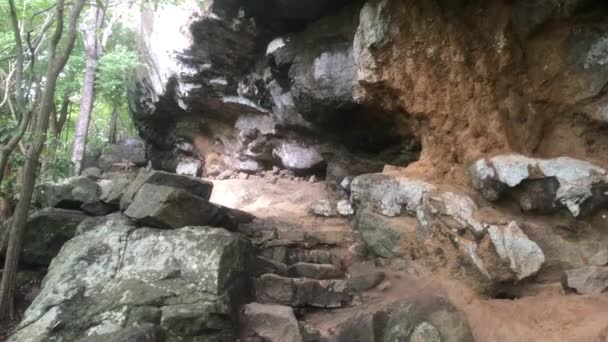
left=238, top=219, right=386, bottom=340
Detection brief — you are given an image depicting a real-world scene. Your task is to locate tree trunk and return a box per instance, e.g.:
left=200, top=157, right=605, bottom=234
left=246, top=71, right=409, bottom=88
left=107, top=105, right=119, bottom=144
left=0, top=165, right=11, bottom=225
left=0, top=0, right=86, bottom=320
left=70, top=4, right=106, bottom=175
left=70, top=56, right=97, bottom=175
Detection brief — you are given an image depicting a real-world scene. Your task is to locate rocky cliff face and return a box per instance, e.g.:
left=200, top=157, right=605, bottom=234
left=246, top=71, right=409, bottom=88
left=130, top=0, right=608, bottom=184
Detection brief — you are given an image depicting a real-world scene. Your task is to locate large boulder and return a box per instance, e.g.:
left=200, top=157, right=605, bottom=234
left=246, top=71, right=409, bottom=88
left=241, top=303, right=303, bottom=342
left=331, top=296, right=472, bottom=342
left=273, top=142, right=325, bottom=173
left=120, top=169, right=213, bottom=210
left=0, top=208, right=88, bottom=266
left=353, top=209, right=403, bottom=259
left=125, top=183, right=222, bottom=229
left=470, top=154, right=608, bottom=217
left=10, top=219, right=251, bottom=342
left=254, top=273, right=351, bottom=308
left=561, top=266, right=608, bottom=295
left=97, top=138, right=147, bottom=172
left=34, top=176, right=101, bottom=210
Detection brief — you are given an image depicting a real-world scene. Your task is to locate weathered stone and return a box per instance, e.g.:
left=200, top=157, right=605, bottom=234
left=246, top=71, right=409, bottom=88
left=286, top=249, right=341, bottom=267
left=241, top=303, right=303, bottom=342
left=331, top=296, right=472, bottom=342
left=99, top=178, right=131, bottom=206
left=337, top=199, right=355, bottom=216
left=417, top=190, right=545, bottom=283
left=409, top=322, right=442, bottom=342
left=350, top=173, right=436, bottom=217
left=10, top=222, right=250, bottom=342
left=486, top=222, right=545, bottom=280
left=82, top=167, right=103, bottom=179
left=299, top=321, right=322, bottom=342
left=76, top=213, right=132, bottom=236
left=251, top=256, right=288, bottom=277
left=160, top=302, right=232, bottom=337
left=0, top=208, right=88, bottom=266
left=309, top=199, right=336, bottom=217
left=34, top=176, right=101, bottom=209
left=255, top=273, right=351, bottom=308
left=124, top=184, right=221, bottom=229
left=273, top=143, right=325, bottom=172
left=86, top=324, right=165, bottom=342
left=286, top=262, right=344, bottom=279
left=561, top=266, right=608, bottom=295
left=120, top=169, right=213, bottom=210
left=80, top=200, right=116, bottom=216
left=589, top=249, right=608, bottom=267
left=175, top=158, right=202, bottom=177
left=470, top=154, right=608, bottom=217
left=354, top=209, right=402, bottom=259
left=98, top=138, right=147, bottom=172
left=347, top=270, right=385, bottom=292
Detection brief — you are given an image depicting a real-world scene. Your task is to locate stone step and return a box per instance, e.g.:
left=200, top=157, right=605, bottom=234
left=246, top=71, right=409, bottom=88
left=254, top=273, right=351, bottom=308
left=259, top=246, right=345, bottom=268
left=287, top=262, right=344, bottom=280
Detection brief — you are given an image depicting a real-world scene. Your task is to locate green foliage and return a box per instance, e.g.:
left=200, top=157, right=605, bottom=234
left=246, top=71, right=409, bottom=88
left=40, top=137, right=73, bottom=182
left=0, top=117, right=18, bottom=142
left=97, top=46, right=140, bottom=106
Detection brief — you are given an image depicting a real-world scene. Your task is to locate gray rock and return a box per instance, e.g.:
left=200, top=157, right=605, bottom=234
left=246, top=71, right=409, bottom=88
left=589, top=249, right=608, bottom=267
left=486, top=222, right=545, bottom=280
left=286, top=262, right=344, bottom=279
left=82, top=167, right=103, bottom=179
left=255, top=273, right=351, bottom=308
left=98, top=138, right=147, bottom=172
left=76, top=213, right=132, bottom=236
left=417, top=190, right=544, bottom=283
left=299, top=321, right=322, bottom=342
left=347, top=271, right=385, bottom=292
left=561, top=266, right=608, bottom=295
left=309, top=199, right=336, bottom=217
left=175, top=158, right=202, bottom=177
left=331, top=296, right=472, bottom=342
left=470, top=154, right=608, bottom=217
left=337, top=199, right=354, bottom=216
left=0, top=208, right=88, bottom=266
left=80, top=201, right=116, bottom=216
left=251, top=256, right=288, bottom=277
left=274, top=143, right=325, bottom=172
left=34, top=176, right=101, bottom=209
left=120, top=169, right=213, bottom=210
left=124, top=184, right=221, bottom=229
left=85, top=324, right=165, bottom=342
left=350, top=173, right=436, bottom=217
left=410, top=322, right=442, bottom=342
left=237, top=158, right=264, bottom=174
left=10, top=222, right=250, bottom=342
left=241, top=303, right=303, bottom=342
left=99, top=178, right=131, bottom=206
left=354, top=209, right=402, bottom=259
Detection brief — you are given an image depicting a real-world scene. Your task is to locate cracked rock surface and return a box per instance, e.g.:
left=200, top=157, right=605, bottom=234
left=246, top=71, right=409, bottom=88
left=10, top=216, right=250, bottom=342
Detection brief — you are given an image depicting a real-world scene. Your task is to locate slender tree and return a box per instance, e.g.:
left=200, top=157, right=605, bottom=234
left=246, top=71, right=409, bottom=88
left=0, top=0, right=87, bottom=320
left=71, top=0, right=119, bottom=175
